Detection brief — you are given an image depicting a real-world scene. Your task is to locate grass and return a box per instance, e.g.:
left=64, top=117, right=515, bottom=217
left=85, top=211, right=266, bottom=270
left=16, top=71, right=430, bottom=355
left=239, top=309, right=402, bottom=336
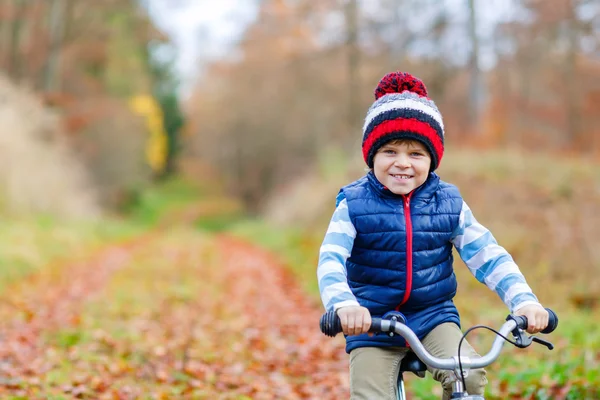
left=124, top=177, right=209, bottom=226
left=0, top=181, right=239, bottom=363
left=123, top=175, right=244, bottom=232
left=0, top=176, right=217, bottom=294
left=0, top=215, right=143, bottom=293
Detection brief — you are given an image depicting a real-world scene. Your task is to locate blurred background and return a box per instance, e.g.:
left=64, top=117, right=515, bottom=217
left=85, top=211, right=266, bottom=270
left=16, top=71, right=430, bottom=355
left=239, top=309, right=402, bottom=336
left=0, top=0, right=599, bottom=399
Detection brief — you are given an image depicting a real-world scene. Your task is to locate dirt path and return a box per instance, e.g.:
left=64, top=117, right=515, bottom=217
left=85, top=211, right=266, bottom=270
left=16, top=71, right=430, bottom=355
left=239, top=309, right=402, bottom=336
left=0, top=229, right=350, bottom=399
left=206, top=235, right=349, bottom=398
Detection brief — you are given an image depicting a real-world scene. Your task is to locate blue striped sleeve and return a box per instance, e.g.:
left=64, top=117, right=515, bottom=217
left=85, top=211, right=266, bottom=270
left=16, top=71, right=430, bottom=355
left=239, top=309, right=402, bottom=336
left=451, top=201, right=540, bottom=312
left=317, top=196, right=359, bottom=311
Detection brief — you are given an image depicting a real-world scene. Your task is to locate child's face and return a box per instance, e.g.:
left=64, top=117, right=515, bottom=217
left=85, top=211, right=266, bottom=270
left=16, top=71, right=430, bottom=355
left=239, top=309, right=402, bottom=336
left=372, top=140, right=431, bottom=195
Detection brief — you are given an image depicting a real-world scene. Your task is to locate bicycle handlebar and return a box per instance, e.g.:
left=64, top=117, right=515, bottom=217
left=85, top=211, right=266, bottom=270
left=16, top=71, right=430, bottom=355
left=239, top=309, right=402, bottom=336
left=320, top=308, right=558, bottom=371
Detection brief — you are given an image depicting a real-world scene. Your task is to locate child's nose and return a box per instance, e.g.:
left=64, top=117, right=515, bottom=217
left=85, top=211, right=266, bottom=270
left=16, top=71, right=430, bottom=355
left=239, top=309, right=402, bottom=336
left=394, top=155, right=411, bottom=168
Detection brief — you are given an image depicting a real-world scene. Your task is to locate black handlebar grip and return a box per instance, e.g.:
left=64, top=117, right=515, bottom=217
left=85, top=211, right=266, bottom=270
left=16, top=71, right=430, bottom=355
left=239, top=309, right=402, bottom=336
left=320, top=310, right=342, bottom=337
left=541, top=308, right=558, bottom=334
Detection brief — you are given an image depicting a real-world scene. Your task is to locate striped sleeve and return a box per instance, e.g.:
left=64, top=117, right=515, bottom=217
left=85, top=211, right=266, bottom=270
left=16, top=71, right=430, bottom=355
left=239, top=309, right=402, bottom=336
left=450, top=201, right=541, bottom=312
left=317, top=194, right=359, bottom=311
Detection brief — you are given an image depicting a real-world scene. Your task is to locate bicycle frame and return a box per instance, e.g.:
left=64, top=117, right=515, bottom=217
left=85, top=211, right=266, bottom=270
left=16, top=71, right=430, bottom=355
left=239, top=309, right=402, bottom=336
left=394, top=357, right=480, bottom=400
left=397, top=375, right=407, bottom=400
left=396, top=371, right=482, bottom=400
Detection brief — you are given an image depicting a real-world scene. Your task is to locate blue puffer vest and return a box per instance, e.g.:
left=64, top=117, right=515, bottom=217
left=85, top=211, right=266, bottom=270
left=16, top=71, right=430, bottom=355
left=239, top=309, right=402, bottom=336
left=340, top=171, right=463, bottom=353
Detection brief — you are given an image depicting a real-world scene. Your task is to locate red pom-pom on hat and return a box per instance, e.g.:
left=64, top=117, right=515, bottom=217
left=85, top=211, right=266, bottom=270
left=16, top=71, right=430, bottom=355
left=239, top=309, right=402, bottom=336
left=374, top=71, right=428, bottom=100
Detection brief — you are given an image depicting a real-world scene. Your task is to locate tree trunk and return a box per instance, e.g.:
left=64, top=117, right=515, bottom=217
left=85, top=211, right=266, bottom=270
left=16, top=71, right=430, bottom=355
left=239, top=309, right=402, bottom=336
left=467, top=0, right=485, bottom=135
left=345, top=0, right=360, bottom=150
left=564, top=0, right=581, bottom=148
left=7, top=0, right=26, bottom=81
left=0, top=0, right=11, bottom=70
left=44, top=0, right=66, bottom=92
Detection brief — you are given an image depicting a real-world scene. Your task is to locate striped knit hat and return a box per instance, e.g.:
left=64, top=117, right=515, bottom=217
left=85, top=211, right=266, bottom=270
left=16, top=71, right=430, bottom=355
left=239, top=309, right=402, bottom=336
left=362, top=72, right=444, bottom=170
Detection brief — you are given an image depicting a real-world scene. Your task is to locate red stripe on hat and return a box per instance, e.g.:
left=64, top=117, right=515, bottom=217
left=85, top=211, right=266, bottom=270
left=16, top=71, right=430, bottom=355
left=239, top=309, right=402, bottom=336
left=362, top=118, right=444, bottom=167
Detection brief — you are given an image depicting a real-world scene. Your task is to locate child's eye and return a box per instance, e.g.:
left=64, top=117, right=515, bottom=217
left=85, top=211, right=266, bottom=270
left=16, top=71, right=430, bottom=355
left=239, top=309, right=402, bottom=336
left=410, top=152, right=424, bottom=157
left=383, top=149, right=396, bottom=154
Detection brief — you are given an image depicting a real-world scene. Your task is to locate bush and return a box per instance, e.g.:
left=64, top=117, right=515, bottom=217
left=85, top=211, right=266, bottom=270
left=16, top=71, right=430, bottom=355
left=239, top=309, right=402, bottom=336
left=0, top=74, right=100, bottom=218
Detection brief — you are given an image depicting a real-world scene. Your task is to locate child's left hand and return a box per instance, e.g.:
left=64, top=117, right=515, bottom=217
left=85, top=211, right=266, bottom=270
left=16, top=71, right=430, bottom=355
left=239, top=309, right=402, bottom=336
left=514, top=304, right=549, bottom=334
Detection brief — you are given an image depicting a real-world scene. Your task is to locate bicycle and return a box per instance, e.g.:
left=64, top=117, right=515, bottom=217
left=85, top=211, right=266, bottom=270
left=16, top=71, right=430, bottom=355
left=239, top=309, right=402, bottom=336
left=320, top=308, right=558, bottom=399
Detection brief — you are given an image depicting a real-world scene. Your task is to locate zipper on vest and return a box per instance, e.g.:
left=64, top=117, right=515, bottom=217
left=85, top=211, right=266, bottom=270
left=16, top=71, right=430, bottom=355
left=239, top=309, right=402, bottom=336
left=396, top=192, right=413, bottom=310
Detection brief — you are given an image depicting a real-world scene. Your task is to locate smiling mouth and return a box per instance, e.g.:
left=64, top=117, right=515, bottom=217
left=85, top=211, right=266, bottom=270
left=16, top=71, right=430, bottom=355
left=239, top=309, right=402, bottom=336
left=391, top=174, right=413, bottom=180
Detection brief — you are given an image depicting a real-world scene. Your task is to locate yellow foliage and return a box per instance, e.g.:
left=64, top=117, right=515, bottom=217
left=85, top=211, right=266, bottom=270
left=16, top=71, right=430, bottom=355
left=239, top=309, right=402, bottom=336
left=129, top=95, right=168, bottom=173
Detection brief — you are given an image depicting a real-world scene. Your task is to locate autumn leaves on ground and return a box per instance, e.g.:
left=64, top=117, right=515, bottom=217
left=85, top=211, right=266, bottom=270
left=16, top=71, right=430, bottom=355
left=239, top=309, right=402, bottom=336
left=0, top=221, right=350, bottom=399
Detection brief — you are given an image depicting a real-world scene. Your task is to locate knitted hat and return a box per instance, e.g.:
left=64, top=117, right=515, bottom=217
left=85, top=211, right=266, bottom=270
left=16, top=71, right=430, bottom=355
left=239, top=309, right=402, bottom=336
left=362, top=72, right=445, bottom=170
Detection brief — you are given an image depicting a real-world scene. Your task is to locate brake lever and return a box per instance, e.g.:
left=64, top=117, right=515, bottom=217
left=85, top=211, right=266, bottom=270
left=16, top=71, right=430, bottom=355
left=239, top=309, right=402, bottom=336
left=510, top=328, right=555, bottom=350
left=532, top=336, right=554, bottom=350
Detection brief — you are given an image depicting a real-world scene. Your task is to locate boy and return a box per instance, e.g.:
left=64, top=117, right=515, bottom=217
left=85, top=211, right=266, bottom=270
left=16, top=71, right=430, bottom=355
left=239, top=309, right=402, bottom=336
left=317, top=72, right=549, bottom=399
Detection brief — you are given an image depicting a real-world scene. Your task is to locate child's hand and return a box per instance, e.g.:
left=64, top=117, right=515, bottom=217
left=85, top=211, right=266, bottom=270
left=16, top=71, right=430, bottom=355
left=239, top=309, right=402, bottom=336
left=514, top=304, right=549, bottom=334
left=336, top=306, right=372, bottom=336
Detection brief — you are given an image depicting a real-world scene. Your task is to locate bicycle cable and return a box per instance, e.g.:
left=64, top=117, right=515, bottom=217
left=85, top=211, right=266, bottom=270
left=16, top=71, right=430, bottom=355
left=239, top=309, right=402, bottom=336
left=457, top=325, right=521, bottom=391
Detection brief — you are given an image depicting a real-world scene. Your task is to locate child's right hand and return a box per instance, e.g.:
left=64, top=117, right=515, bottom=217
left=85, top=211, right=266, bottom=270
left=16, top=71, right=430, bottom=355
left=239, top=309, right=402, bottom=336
left=336, top=306, right=372, bottom=336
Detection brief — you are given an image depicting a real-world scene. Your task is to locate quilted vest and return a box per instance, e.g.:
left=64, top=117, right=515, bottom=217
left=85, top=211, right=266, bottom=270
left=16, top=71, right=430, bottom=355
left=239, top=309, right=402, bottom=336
left=340, top=172, right=463, bottom=353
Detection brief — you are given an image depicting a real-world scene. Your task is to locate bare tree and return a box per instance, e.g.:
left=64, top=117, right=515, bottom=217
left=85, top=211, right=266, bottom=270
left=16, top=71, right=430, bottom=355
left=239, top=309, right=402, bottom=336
left=7, top=0, right=27, bottom=81
left=44, top=0, right=67, bottom=92
left=563, top=0, right=581, bottom=147
left=468, top=0, right=485, bottom=135
left=345, top=0, right=360, bottom=148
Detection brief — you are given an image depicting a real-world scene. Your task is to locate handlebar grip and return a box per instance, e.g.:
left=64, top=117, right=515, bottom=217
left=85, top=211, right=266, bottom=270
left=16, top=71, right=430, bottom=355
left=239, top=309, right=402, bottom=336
left=513, top=308, right=558, bottom=334
left=320, top=310, right=342, bottom=337
left=319, top=311, right=383, bottom=336
left=542, top=308, right=558, bottom=334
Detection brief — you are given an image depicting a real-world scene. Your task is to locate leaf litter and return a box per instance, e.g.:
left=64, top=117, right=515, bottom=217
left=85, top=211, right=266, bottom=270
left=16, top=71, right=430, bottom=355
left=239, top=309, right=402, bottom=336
left=0, top=228, right=349, bottom=399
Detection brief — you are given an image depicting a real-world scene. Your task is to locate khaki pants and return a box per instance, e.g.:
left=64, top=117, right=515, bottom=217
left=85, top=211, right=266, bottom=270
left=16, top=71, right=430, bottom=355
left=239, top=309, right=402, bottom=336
left=349, top=323, right=487, bottom=400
